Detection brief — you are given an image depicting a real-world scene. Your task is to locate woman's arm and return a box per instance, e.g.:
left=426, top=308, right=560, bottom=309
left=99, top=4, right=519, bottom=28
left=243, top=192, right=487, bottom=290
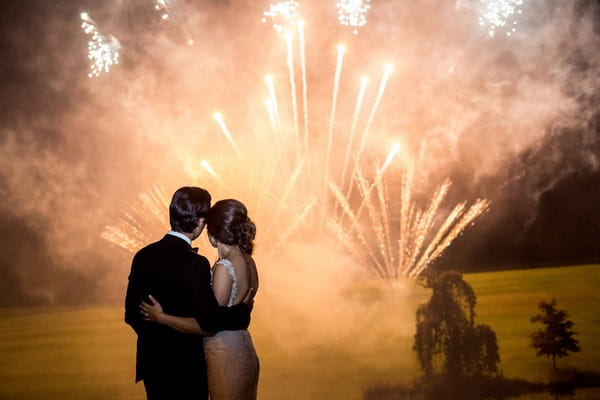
left=140, top=295, right=213, bottom=336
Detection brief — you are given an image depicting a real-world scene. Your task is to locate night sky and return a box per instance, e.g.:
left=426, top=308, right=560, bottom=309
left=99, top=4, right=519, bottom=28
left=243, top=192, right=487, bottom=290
left=1, top=0, right=599, bottom=307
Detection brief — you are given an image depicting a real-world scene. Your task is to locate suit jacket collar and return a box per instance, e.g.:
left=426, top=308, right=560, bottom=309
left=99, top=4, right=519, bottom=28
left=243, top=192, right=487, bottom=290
left=161, top=233, right=194, bottom=250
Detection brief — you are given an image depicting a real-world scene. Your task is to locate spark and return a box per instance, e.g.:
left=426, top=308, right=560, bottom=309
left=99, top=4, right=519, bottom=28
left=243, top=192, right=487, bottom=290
left=80, top=12, right=120, bottom=78
left=285, top=31, right=301, bottom=160
left=298, top=21, right=309, bottom=153
left=478, top=0, right=523, bottom=38
left=200, top=160, right=227, bottom=188
left=154, top=0, right=171, bottom=20
left=262, top=1, right=300, bottom=34
left=325, top=44, right=346, bottom=180
left=213, top=112, right=242, bottom=156
left=336, top=0, right=371, bottom=34
left=153, top=0, right=195, bottom=45
left=340, top=76, right=369, bottom=190
left=380, top=143, right=401, bottom=174
left=265, top=97, right=287, bottom=165
left=265, top=75, right=281, bottom=130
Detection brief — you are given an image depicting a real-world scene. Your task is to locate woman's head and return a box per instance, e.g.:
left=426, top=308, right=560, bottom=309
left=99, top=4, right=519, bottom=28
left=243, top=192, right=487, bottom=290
left=206, top=199, right=256, bottom=255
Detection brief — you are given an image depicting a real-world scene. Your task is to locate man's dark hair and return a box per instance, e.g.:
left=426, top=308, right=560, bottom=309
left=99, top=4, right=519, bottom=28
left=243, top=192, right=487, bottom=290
left=169, top=187, right=211, bottom=233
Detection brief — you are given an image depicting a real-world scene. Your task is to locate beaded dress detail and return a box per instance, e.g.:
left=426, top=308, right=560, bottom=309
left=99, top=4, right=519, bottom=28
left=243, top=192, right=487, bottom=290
left=212, top=259, right=238, bottom=307
left=204, top=258, right=259, bottom=400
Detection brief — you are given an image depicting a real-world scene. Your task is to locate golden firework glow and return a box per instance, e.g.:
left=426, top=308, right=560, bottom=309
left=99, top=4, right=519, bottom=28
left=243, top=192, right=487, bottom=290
left=102, top=20, right=490, bottom=281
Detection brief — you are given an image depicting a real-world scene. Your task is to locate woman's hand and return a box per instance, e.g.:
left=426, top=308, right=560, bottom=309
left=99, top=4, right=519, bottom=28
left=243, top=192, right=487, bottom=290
left=139, top=295, right=164, bottom=323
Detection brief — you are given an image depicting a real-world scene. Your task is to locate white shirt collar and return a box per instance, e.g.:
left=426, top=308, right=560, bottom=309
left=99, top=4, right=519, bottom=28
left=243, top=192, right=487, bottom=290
left=166, top=230, right=192, bottom=246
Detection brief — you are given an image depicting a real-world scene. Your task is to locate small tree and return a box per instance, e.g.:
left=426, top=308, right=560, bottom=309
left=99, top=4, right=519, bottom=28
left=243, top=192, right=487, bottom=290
left=530, top=298, right=580, bottom=370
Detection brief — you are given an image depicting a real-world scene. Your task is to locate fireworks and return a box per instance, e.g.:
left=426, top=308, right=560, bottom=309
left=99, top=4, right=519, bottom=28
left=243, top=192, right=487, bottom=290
left=325, top=44, right=346, bottom=180
left=101, top=8, right=492, bottom=281
left=80, top=12, right=120, bottom=78
left=478, top=0, right=523, bottom=37
left=328, top=153, right=491, bottom=279
left=262, top=1, right=300, bottom=34
left=101, top=184, right=170, bottom=253
left=153, top=0, right=194, bottom=45
left=154, top=0, right=171, bottom=20
left=336, top=0, right=371, bottom=34
left=213, top=112, right=242, bottom=157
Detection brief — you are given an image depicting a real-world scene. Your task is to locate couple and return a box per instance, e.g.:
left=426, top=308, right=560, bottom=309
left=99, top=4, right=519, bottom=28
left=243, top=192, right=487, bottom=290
left=124, top=186, right=260, bottom=400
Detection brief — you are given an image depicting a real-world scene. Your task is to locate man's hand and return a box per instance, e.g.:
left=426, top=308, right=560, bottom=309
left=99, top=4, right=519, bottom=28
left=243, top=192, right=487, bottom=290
left=140, top=295, right=165, bottom=323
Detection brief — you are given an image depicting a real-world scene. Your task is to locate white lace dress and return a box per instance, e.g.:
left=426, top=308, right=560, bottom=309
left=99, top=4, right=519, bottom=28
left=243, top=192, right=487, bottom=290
left=204, top=259, right=259, bottom=400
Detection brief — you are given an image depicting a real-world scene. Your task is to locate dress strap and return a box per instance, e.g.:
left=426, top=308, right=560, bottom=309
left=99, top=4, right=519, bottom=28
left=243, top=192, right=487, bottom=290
left=216, top=259, right=235, bottom=278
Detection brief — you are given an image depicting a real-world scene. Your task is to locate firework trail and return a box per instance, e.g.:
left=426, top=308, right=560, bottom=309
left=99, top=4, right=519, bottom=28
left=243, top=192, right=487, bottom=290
left=200, top=160, right=229, bottom=189
left=213, top=112, right=242, bottom=157
left=325, top=44, right=346, bottom=180
left=298, top=21, right=310, bottom=154
left=340, top=76, right=369, bottom=190
left=284, top=31, right=301, bottom=160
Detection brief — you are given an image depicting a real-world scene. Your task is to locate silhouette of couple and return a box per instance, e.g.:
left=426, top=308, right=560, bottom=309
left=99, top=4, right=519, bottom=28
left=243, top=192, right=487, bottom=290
left=125, top=186, right=259, bottom=400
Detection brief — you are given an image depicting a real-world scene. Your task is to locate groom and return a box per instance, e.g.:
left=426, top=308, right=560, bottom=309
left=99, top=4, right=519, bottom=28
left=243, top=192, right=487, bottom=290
left=125, top=186, right=251, bottom=400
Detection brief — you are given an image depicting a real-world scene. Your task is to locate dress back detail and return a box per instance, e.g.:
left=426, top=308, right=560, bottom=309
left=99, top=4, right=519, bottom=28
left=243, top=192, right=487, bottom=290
left=213, top=259, right=238, bottom=307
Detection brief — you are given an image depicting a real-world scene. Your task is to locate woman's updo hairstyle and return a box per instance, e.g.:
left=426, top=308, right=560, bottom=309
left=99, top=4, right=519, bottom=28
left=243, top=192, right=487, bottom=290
left=206, top=199, right=256, bottom=255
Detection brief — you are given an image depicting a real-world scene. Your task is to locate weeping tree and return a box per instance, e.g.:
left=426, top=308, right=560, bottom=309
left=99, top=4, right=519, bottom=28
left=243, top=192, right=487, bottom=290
left=530, top=298, right=580, bottom=370
left=414, top=271, right=500, bottom=378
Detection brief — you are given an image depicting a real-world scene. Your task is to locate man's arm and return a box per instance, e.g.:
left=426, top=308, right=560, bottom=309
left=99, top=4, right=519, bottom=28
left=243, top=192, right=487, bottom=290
left=124, top=252, right=145, bottom=334
left=184, top=258, right=250, bottom=333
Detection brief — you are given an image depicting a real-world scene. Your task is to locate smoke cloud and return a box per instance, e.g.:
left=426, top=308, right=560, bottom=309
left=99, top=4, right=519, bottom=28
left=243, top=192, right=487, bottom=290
left=0, top=0, right=598, bottom=310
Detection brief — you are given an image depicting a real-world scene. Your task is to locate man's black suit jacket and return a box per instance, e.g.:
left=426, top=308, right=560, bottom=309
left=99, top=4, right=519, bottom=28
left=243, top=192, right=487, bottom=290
left=124, top=234, right=250, bottom=385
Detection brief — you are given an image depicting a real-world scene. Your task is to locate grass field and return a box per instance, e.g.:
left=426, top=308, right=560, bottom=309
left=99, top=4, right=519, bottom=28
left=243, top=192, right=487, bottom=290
left=0, top=264, right=598, bottom=399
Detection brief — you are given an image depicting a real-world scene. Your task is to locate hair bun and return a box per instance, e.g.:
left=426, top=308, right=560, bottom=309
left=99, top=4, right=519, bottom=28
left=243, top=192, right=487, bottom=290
left=237, top=217, right=256, bottom=255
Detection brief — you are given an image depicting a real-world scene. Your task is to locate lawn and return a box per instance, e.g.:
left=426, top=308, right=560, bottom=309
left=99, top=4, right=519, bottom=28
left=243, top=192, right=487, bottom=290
left=0, top=264, right=598, bottom=399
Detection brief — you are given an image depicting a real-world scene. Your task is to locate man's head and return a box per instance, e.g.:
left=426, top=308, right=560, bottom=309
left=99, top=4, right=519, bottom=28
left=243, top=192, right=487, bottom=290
left=169, top=186, right=211, bottom=240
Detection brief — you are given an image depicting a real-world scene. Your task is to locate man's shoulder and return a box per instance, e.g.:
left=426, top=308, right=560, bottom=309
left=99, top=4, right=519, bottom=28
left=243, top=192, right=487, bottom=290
left=187, top=252, right=211, bottom=269
left=134, top=238, right=165, bottom=257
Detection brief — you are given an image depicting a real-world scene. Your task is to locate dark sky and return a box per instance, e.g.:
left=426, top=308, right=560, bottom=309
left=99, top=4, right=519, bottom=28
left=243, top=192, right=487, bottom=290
left=0, top=0, right=599, bottom=306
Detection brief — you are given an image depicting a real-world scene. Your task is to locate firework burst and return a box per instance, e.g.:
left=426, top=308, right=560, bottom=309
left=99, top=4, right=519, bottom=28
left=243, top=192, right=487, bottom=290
left=336, top=0, right=371, bottom=34
left=328, top=152, right=491, bottom=279
left=262, top=1, right=300, bottom=34
left=80, top=12, right=120, bottom=78
left=478, top=0, right=523, bottom=37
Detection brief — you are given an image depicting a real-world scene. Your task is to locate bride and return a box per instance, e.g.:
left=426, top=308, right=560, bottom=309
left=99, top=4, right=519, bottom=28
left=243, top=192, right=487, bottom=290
left=141, top=199, right=260, bottom=400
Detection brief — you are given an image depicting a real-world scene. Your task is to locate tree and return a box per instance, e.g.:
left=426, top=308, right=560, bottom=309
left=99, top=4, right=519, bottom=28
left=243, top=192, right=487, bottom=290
left=414, top=271, right=500, bottom=378
left=530, top=298, right=580, bottom=370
